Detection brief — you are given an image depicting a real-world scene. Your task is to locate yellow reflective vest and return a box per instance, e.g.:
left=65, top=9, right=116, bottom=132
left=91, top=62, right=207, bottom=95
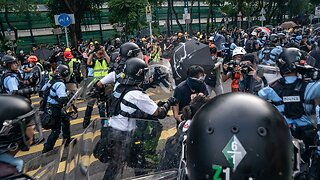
left=93, top=59, right=108, bottom=79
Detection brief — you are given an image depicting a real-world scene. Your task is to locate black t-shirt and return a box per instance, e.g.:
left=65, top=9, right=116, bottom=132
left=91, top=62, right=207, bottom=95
left=173, top=80, right=208, bottom=112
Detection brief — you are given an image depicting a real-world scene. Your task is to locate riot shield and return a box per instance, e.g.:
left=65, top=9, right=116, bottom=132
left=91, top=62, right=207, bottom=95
left=78, top=77, right=99, bottom=100
left=147, top=59, right=175, bottom=92
left=257, top=64, right=281, bottom=84
left=23, top=142, right=65, bottom=180
left=30, top=65, right=43, bottom=87
left=65, top=77, right=96, bottom=108
left=63, top=118, right=179, bottom=180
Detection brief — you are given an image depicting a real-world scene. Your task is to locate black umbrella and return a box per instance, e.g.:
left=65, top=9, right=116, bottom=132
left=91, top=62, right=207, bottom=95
left=34, top=47, right=54, bottom=61
left=170, top=39, right=213, bottom=85
left=308, top=48, right=320, bottom=68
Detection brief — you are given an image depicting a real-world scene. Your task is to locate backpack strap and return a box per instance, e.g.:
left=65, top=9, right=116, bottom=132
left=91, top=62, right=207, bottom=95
left=118, top=86, right=155, bottom=119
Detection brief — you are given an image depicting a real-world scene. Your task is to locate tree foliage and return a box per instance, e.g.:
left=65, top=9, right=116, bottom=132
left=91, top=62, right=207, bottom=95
left=46, top=0, right=105, bottom=47
left=106, top=0, right=148, bottom=37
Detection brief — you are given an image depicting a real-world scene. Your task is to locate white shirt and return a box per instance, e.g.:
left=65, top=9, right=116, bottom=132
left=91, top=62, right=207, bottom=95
left=100, top=71, right=116, bottom=84
left=109, top=90, right=158, bottom=131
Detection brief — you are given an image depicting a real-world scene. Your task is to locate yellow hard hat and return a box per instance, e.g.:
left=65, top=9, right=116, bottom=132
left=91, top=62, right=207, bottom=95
left=65, top=47, right=71, bottom=52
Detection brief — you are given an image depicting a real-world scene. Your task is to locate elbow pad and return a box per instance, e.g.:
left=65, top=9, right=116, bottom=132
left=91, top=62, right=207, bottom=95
left=12, top=87, right=38, bottom=96
left=57, top=96, right=69, bottom=106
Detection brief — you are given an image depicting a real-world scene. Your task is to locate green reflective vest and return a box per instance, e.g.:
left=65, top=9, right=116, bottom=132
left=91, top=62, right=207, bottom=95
left=93, top=59, right=108, bottom=79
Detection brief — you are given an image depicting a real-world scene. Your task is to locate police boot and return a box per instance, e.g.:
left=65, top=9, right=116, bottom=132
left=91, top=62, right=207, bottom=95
left=83, top=106, right=93, bottom=129
left=64, top=138, right=75, bottom=147
left=83, top=117, right=90, bottom=129
left=308, top=153, right=320, bottom=180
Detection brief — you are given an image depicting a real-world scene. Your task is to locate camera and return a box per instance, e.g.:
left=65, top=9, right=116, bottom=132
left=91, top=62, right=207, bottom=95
left=226, top=60, right=240, bottom=72
left=94, top=42, right=101, bottom=52
left=296, top=65, right=320, bottom=80
left=240, top=64, right=253, bottom=74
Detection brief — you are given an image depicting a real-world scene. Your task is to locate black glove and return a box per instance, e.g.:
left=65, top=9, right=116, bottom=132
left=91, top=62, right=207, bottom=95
left=167, top=97, right=177, bottom=106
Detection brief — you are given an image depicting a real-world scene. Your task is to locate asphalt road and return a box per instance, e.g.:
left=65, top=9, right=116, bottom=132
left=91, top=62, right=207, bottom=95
left=19, top=80, right=232, bottom=179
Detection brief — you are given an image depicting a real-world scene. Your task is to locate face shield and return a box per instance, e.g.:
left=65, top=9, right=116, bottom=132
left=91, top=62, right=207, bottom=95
left=146, top=62, right=174, bottom=93
left=0, top=109, right=43, bottom=153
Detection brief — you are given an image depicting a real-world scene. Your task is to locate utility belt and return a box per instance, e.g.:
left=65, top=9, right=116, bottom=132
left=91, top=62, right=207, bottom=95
left=46, top=102, right=62, bottom=109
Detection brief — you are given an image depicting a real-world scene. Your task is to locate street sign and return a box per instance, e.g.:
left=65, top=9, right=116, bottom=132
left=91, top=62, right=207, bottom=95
left=260, top=8, right=266, bottom=15
left=260, top=15, right=266, bottom=21
left=54, top=14, right=75, bottom=26
left=58, top=14, right=72, bottom=27
left=183, top=13, right=190, bottom=21
left=316, top=6, right=320, bottom=16
left=145, top=4, right=153, bottom=43
left=54, top=13, right=75, bottom=48
left=184, top=8, right=188, bottom=14
left=146, top=5, right=152, bottom=23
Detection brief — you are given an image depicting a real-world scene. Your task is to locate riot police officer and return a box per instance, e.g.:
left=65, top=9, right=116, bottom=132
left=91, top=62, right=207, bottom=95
left=1, top=55, right=38, bottom=96
left=100, top=57, right=176, bottom=180
left=98, top=42, right=143, bottom=87
left=258, top=34, right=283, bottom=66
left=258, top=47, right=320, bottom=179
left=42, top=64, right=71, bottom=153
left=0, top=95, right=41, bottom=179
left=185, top=93, right=293, bottom=180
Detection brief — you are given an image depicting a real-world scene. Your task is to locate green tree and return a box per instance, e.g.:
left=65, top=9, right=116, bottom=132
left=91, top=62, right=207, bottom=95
left=0, top=0, right=36, bottom=50
left=46, top=0, right=105, bottom=47
left=106, top=0, right=148, bottom=37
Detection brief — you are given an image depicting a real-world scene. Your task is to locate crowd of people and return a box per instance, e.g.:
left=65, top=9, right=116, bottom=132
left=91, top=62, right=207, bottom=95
left=1, top=23, right=320, bottom=179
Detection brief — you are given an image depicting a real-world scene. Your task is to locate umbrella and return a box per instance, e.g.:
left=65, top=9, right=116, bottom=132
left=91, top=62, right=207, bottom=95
left=213, top=33, right=225, bottom=51
left=252, top=27, right=271, bottom=36
left=280, top=21, right=298, bottom=29
left=170, top=39, right=214, bottom=85
left=265, top=25, right=273, bottom=30
left=308, top=48, right=320, bottom=68
left=34, top=47, right=54, bottom=61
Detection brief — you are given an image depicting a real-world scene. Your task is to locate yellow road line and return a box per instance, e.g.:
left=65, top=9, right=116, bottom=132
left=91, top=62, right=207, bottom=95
left=16, top=134, right=82, bottom=157
left=30, top=95, right=38, bottom=100
left=56, top=127, right=177, bottom=174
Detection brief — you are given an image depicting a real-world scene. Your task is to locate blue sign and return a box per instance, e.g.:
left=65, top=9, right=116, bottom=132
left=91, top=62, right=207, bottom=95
left=58, top=14, right=71, bottom=27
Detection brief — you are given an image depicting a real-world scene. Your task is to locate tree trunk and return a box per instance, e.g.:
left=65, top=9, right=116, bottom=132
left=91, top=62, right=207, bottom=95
left=166, top=0, right=171, bottom=36
left=171, top=0, right=184, bottom=32
left=206, top=1, right=213, bottom=34
left=4, top=3, right=18, bottom=42
left=189, top=0, right=195, bottom=35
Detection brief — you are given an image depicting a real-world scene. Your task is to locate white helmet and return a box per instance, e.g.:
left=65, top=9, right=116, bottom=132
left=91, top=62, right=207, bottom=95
left=232, top=47, right=246, bottom=57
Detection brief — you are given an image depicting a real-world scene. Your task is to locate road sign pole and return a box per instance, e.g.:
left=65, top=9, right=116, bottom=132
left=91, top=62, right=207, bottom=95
left=149, top=21, right=152, bottom=44
left=65, top=26, right=69, bottom=47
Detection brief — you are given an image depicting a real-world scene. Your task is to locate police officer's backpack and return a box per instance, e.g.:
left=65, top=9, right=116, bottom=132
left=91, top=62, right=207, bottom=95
left=39, top=79, right=62, bottom=129
left=0, top=72, right=15, bottom=93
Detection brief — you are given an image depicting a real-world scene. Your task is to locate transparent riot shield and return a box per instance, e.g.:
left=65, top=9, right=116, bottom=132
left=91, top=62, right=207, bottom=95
left=62, top=118, right=179, bottom=179
left=63, top=118, right=99, bottom=180
left=257, top=64, right=281, bottom=84
left=86, top=118, right=179, bottom=180
left=23, top=142, right=65, bottom=180
left=147, top=59, right=175, bottom=92
left=78, top=77, right=99, bottom=100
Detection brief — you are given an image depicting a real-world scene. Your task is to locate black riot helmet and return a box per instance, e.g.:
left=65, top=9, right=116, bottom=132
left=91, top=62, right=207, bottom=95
left=277, top=47, right=302, bottom=75
left=119, top=57, right=148, bottom=85
left=186, top=93, right=292, bottom=180
left=55, top=64, right=70, bottom=78
left=0, top=95, right=37, bottom=154
left=119, top=42, right=142, bottom=60
left=270, top=34, right=280, bottom=44
left=1, top=55, right=17, bottom=68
